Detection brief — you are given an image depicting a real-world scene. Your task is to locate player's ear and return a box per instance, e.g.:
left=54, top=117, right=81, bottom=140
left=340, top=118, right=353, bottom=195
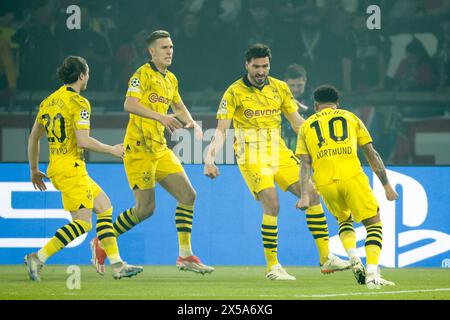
left=245, top=61, right=249, bottom=71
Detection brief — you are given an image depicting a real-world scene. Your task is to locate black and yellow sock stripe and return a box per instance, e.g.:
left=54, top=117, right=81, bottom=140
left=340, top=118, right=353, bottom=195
left=365, top=224, right=383, bottom=249
left=261, top=224, right=278, bottom=250
left=175, top=204, right=193, bottom=233
left=338, top=220, right=355, bottom=236
left=306, top=212, right=329, bottom=240
left=113, top=208, right=138, bottom=236
left=54, top=219, right=92, bottom=247
left=96, top=209, right=115, bottom=241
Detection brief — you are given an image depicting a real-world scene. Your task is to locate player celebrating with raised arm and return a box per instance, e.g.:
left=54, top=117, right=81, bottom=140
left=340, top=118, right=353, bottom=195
left=296, top=85, right=398, bottom=289
left=204, top=44, right=350, bottom=280
left=90, top=30, right=214, bottom=275
left=26, top=56, right=143, bottom=281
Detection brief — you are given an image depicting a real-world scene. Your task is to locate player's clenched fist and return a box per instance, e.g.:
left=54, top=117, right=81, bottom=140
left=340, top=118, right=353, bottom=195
left=296, top=194, right=310, bottom=210
left=159, top=113, right=182, bottom=134
left=111, top=144, right=125, bottom=159
left=204, top=163, right=219, bottom=179
left=384, top=183, right=398, bottom=201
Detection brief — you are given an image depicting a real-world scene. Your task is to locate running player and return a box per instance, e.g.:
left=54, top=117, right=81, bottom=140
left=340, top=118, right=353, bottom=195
left=296, top=84, right=397, bottom=289
left=90, top=30, right=214, bottom=275
left=204, top=44, right=350, bottom=280
left=25, top=56, right=143, bottom=281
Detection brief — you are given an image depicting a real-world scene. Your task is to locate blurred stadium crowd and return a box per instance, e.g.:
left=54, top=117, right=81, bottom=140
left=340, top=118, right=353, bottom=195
left=1, top=0, right=449, bottom=97
left=0, top=0, right=449, bottom=165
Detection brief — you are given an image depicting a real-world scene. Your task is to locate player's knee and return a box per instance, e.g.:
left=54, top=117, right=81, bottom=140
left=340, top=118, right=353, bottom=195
left=267, top=201, right=280, bottom=216
left=135, top=203, right=155, bottom=220
left=185, top=188, right=197, bottom=204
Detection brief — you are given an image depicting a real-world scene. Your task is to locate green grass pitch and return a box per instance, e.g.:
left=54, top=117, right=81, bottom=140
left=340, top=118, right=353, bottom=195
left=1, top=265, right=449, bottom=300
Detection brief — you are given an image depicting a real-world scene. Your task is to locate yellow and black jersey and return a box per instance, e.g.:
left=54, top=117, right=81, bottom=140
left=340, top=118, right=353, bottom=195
left=216, top=76, right=298, bottom=146
left=296, top=107, right=373, bottom=186
left=36, top=85, right=91, bottom=176
left=124, top=61, right=182, bottom=153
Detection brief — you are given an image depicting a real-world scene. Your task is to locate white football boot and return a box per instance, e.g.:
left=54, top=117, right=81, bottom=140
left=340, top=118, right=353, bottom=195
left=266, top=264, right=296, bottom=280
left=24, top=252, right=44, bottom=281
left=320, top=253, right=351, bottom=274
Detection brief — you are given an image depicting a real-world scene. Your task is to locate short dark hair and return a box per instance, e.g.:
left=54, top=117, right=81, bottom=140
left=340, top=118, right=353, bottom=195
left=146, top=30, right=170, bottom=46
left=314, top=85, right=339, bottom=103
left=284, top=64, right=307, bottom=79
left=56, top=56, right=88, bottom=84
left=245, top=43, right=272, bottom=62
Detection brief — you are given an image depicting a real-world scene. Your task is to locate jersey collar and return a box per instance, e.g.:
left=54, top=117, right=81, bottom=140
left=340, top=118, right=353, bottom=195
left=149, top=60, right=167, bottom=77
left=243, top=75, right=269, bottom=91
left=66, top=86, right=77, bottom=93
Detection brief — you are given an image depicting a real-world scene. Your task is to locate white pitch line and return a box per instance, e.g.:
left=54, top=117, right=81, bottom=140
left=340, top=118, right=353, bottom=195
left=260, top=288, right=450, bottom=298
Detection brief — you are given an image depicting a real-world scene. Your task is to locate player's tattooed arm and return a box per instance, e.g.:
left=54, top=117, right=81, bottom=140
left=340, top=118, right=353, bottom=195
left=361, top=143, right=388, bottom=185
left=362, top=143, right=399, bottom=201
left=296, top=154, right=312, bottom=210
left=299, top=154, right=312, bottom=194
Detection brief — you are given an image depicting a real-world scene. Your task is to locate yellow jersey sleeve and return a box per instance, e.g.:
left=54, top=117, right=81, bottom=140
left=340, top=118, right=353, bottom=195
left=36, top=102, right=45, bottom=126
left=172, top=74, right=182, bottom=105
left=280, top=82, right=298, bottom=115
left=126, top=70, right=148, bottom=100
left=355, top=114, right=373, bottom=146
left=216, top=87, right=237, bottom=120
left=71, top=97, right=91, bottom=130
left=295, top=125, right=309, bottom=156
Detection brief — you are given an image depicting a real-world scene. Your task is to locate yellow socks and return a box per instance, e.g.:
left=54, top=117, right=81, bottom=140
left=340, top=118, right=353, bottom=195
left=262, top=214, right=279, bottom=271
left=38, top=219, right=92, bottom=262
left=305, top=204, right=330, bottom=265
left=176, top=203, right=194, bottom=257
left=96, top=207, right=122, bottom=264
left=112, top=208, right=140, bottom=237
left=365, top=222, right=382, bottom=266
left=338, top=219, right=357, bottom=259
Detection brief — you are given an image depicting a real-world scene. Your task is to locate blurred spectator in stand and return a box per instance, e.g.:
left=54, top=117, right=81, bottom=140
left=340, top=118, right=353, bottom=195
left=424, top=0, right=450, bottom=18
left=394, top=38, right=439, bottom=91
left=172, top=11, right=209, bottom=91
left=242, top=0, right=276, bottom=48
left=291, top=6, right=354, bottom=92
left=282, top=64, right=310, bottom=150
left=55, top=6, right=113, bottom=90
left=13, top=3, right=59, bottom=90
left=116, top=29, right=149, bottom=87
left=350, top=14, right=387, bottom=93
left=436, top=20, right=450, bottom=91
left=0, top=10, right=18, bottom=96
left=203, top=0, right=243, bottom=90
left=284, top=64, right=311, bottom=117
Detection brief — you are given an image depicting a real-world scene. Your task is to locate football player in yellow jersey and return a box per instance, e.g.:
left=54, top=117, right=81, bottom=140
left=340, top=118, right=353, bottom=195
left=204, top=44, right=350, bottom=280
left=296, top=85, right=398, bottom=289
left=90, top=30, right=214, bottom=275
left=25, top=56, right=143, bottom=281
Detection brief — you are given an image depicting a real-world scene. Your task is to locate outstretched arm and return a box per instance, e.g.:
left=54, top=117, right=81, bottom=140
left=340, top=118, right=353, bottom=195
left=204, top=119, right=232, bottom=179
left=28, top=120, right=48, bottom=191
left=361, top=143, right=398, bottom=201
left=284, top=111, right=305, bottom=135
left=172, top=100, right=203, bottom=140
left=124, top=96, right=182, bottom=134
left=75, top=129, right=124, bottom=159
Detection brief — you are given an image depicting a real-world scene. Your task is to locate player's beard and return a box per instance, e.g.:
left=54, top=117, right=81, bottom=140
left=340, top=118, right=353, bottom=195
left=252, top=74, right=267, bottom=86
